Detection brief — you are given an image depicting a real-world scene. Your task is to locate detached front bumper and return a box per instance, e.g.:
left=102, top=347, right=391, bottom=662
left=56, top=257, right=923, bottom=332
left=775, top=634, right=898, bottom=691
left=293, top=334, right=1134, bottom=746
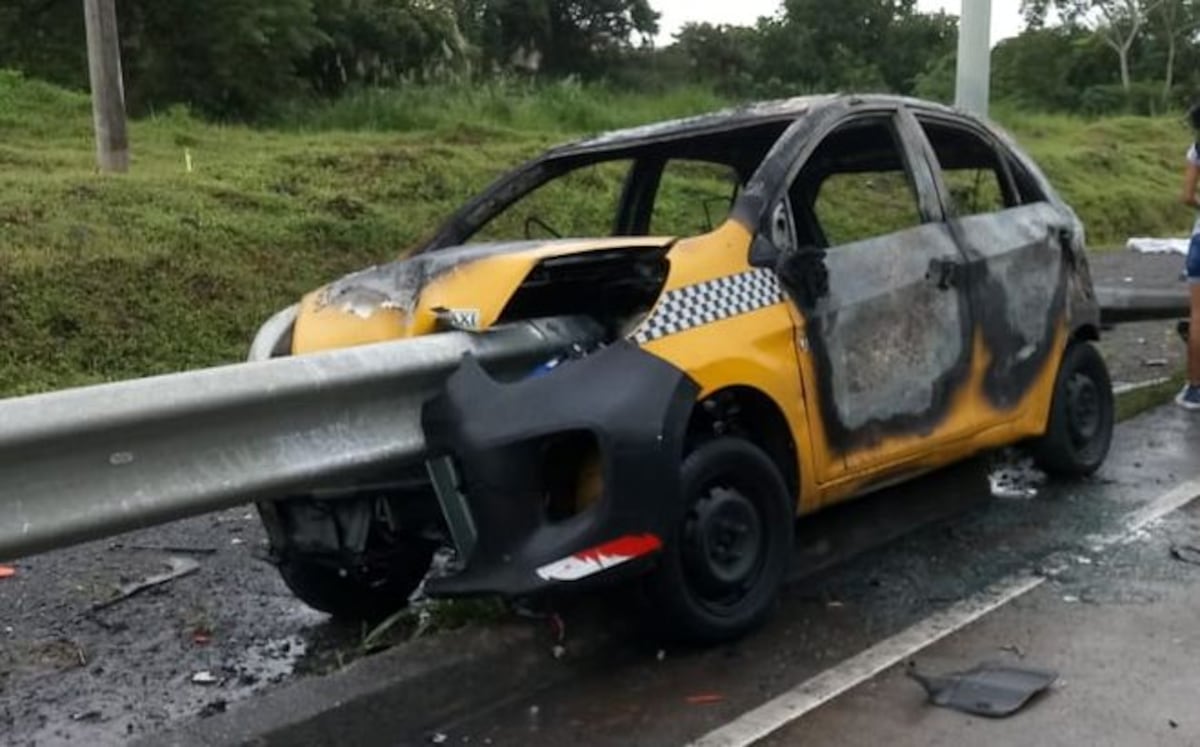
left=420, top=342, right=699, bottom=597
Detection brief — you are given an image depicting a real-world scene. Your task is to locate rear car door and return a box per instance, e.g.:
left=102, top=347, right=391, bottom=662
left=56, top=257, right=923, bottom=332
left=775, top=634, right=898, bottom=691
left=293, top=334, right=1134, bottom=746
left=911, top=112, right=1072, bottom=421
left=783, top=110, right=978, bottom=485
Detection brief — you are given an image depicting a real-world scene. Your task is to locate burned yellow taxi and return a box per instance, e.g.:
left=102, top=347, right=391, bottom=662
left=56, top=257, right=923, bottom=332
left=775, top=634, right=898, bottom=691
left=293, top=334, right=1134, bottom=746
left=249, top=95, right=1111, bottom=642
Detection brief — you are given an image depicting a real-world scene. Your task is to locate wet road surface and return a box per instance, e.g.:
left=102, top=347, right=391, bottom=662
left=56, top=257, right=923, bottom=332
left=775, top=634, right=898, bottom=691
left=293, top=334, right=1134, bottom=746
left=412, top=404, right=1200, bottom=747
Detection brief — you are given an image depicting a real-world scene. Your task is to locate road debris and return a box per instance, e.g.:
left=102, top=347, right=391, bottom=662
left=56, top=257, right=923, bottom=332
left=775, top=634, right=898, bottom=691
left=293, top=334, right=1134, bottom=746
left=198, top=700, right=228, bottom=718
left=90, top=556, right=200, bottom=611
left=191, top=671, right=219, bottom=685
left=0, top=564, right=16, bottom=579
left=999, top=644, right=1025, bottom=658
left=686, top=694, right=725, bottom=705
left=192, top=628, right=213, bottom=646
left=1169, top=545, right=1200, bottom=566
left=906, top=661, right=1058, bottom=717
left=126, top=544, right=217, bottom=556
left=429, top=734, right=448, bottom=745
left=988, top=455, right=1046, bottom=500
left=70, top=710, right=103, bottom=723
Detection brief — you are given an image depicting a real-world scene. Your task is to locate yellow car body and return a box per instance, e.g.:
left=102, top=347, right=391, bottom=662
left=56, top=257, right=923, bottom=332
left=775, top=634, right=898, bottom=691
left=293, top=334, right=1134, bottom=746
left=253, top=95, right=1109, bottom=638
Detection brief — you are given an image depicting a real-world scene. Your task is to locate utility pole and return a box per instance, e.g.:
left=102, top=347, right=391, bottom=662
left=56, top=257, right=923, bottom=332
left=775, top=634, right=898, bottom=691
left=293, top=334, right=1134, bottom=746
left=82, top=0, right=129, bottom=173
left=954, top=0, right=992, bottom=118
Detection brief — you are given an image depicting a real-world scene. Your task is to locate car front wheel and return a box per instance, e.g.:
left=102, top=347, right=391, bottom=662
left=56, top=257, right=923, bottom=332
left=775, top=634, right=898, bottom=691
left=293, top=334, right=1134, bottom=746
left=643, top=437, right=794, bottom=643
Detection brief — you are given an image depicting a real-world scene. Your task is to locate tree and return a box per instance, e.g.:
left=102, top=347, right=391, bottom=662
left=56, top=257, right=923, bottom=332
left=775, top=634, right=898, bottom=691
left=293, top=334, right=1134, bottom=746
left=303, top=0, right=470, bottom=95
left=672, top=23, right=759, bottom=89
left=469, top=0, right=657, bottom=76
left=1023, top=0, right=1164, bottom=93
left=1151, top=0, right=1200, bottom=103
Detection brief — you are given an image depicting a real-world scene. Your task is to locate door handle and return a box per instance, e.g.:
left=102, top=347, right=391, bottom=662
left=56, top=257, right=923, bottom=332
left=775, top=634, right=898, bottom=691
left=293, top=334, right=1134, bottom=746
left=927, top=257, right=961, bottom=291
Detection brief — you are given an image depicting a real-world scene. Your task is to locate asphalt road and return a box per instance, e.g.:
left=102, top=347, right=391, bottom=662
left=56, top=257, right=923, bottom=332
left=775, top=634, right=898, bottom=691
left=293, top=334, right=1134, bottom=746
left=411, top=403, right=1200, bottom=747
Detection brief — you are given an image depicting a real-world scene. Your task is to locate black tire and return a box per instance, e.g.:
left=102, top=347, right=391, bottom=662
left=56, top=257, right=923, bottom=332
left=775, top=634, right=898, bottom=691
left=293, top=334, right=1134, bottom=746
left=643, top=437, right=794, bottom=643
left=1031, top=341, right=1114, bottom=477
left=275, top=541, right=436, bottom=622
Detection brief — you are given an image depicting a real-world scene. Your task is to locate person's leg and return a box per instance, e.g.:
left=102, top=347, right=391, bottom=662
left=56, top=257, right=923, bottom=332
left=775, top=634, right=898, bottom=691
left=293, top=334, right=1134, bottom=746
left=1191, top=282, right=1200, bottom=384
left=1177, top=236, right=1200, bottom=409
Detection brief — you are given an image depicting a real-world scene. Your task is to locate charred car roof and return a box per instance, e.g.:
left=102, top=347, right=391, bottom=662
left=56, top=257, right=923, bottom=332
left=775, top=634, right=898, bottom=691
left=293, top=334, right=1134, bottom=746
left=544, top=94, right=980, bottom=158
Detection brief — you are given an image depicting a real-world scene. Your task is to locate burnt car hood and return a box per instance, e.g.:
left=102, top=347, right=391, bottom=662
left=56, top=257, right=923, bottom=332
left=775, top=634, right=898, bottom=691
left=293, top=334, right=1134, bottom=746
left=290, top=237, right=674, bottom=354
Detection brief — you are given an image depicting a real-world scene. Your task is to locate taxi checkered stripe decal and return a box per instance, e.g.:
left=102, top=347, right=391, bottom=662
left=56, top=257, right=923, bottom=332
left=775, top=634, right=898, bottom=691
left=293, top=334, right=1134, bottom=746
left=632, top=269, right=784, bottom=345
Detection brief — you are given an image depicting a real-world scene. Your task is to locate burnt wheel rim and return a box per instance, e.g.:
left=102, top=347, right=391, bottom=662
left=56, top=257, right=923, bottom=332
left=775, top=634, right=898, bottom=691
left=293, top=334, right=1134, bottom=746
left=682, top=484, right=765, bottom=609
left=1065, top=372, right=1101, bottom=448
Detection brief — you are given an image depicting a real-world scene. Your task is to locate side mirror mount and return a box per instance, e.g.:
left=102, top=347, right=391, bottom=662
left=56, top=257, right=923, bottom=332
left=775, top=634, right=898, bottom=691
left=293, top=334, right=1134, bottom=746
left=776, top=246, right=830, bottom=312
left=749, top=234, right=781, bottom=268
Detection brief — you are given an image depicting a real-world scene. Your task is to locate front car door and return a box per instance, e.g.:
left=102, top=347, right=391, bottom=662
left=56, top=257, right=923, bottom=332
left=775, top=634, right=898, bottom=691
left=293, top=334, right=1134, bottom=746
left=911, top=112, right=1073, bottom=422
left=779, top=109, right=979, bottom=488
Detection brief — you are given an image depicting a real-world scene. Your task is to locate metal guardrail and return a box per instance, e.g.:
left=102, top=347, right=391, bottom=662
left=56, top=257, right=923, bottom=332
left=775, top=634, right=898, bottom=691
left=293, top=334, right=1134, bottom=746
left=0, top=284, right=1190, bottom=563
left=1095, top=285, right=1191, bottom=324
left=0, top=317, right=597, bottom=562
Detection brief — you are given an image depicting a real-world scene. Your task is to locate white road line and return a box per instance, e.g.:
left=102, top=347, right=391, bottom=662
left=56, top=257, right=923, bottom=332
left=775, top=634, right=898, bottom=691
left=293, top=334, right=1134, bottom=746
left=1095, top=476, right=1200, bottom=548
left=687, top=574, right=1045, bottom=747
left=690, top=476, right=1200, bottom=747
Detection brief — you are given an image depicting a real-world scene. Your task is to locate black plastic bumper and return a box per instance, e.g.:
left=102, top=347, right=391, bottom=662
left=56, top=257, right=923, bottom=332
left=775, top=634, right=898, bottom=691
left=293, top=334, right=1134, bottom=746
left=420, top=341, right=699, bottom=597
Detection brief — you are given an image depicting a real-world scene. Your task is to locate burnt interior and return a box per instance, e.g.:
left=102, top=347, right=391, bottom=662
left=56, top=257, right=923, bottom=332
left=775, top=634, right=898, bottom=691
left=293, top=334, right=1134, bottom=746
left=496, top=248, right=670, bottom=338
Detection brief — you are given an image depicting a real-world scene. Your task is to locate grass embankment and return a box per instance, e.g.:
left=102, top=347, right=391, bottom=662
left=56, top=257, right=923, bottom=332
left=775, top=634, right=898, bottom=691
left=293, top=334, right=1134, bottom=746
left=0, top=71, right=1193, bottom=395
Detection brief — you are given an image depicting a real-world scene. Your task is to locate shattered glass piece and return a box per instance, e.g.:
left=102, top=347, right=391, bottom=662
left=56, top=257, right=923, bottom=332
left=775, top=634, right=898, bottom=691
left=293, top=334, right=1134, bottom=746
left=906, top=661, right=1057, bottom=717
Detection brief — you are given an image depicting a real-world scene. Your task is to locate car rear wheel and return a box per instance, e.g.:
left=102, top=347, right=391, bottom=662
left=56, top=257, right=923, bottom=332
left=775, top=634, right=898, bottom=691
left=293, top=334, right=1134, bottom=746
left=643, top=437, right=794, bottom=643
left=1030, top=341, right=1114, bottom=477
left=260, top=496, right=438, bottom=622
left=275, top=544, right=435, bottom=622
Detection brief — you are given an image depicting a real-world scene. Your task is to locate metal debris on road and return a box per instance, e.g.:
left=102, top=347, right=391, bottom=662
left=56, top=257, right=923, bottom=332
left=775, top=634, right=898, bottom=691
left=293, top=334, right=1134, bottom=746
left=1169, top=545, right=1200, bottom=566
left=90, top=556, right=201, bottom=611
left=906, top=661, right=1058, bottom=717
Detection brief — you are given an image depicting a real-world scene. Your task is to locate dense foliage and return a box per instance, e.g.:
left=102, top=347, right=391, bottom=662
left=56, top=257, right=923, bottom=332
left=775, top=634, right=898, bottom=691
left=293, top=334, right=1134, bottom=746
left=4, top=0, right=1200, bottom=118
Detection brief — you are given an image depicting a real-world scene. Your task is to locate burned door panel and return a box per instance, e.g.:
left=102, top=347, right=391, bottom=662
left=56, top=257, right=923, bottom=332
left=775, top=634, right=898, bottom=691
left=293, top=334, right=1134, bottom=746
left=913, top=116, right=1070, bottom=415
left=780, top=113, right=976, bottom=482
left=802, top=223, right=974, bottom=469
left=956, top=203, right=1069, bottom=410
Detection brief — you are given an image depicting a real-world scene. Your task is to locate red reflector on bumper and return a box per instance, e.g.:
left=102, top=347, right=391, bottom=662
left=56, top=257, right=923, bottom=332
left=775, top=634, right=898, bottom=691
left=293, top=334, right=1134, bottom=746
left=534, top=534, right=663, bottom=582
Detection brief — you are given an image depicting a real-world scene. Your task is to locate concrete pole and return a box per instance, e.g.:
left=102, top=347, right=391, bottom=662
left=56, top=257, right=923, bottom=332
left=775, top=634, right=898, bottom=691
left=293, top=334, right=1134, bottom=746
left=83, top=0, right=129, bottom=173
left=954, top=0, right=992, bottom=118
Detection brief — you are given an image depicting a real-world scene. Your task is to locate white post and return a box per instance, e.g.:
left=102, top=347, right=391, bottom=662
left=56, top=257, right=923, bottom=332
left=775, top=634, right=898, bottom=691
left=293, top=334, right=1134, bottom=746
left=954, top=0, right=992, bottom=117
left=83, top=0, right=129, bottom=173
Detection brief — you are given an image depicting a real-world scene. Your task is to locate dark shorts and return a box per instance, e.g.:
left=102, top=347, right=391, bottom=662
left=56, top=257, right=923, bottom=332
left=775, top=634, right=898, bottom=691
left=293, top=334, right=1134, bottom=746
left=1190, top=234, right=1200, bottom=283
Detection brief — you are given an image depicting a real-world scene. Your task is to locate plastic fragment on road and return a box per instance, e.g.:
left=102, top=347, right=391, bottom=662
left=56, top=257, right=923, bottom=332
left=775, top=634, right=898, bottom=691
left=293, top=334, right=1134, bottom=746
left=91, top=556, right=200, bottom=611
left=1170, top=545, right=1200, bottom=566
left=191, top=671, right=219, bottom=685
left=0, top=565, right=15, bottom=579
left=906, top=661, right=1058, bottom=718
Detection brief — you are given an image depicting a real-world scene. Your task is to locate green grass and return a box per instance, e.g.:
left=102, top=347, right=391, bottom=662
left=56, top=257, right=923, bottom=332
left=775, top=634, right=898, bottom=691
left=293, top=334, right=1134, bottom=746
left=0, top=70, right=1195, bottom=396
left=1115, top=374, right=1188, bottom=422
